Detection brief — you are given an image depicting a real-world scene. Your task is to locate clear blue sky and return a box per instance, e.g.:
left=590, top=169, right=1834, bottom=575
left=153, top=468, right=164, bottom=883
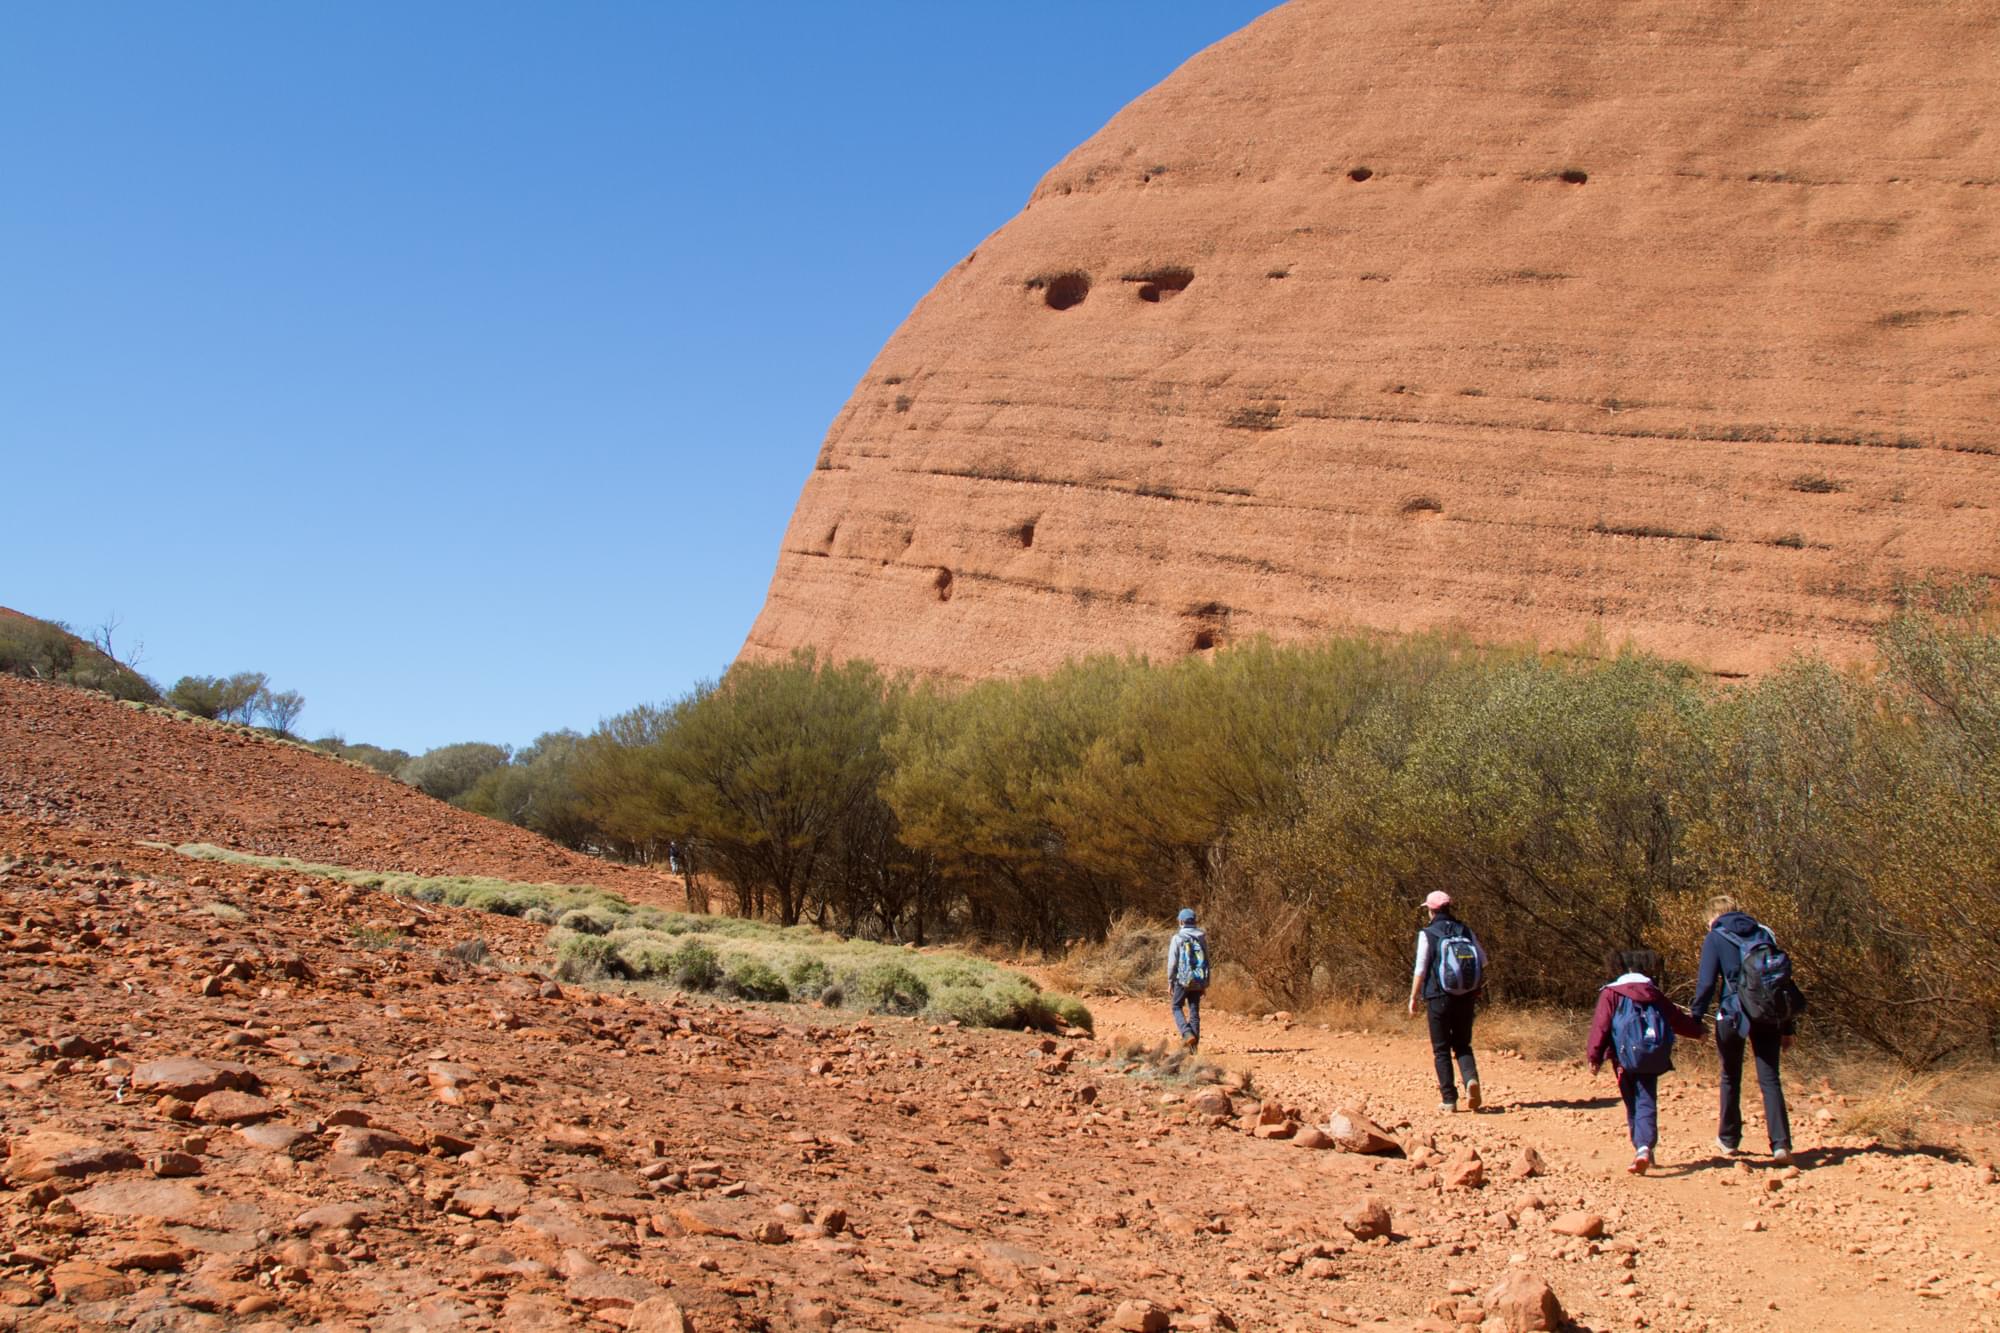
left=3, top=2, right=1277, bottom=754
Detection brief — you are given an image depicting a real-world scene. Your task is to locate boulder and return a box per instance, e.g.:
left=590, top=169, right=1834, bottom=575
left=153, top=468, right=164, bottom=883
left=1324, top=1110, right=1401, bottom=1156
left=5, top=1131, right=140, bottom=1183
left=1340, top=1197, right=1392, bottom=1241
left=1483, top=1272, right=1565, bottom=1332
left=1550, top=1210, right=1604, bottom=1238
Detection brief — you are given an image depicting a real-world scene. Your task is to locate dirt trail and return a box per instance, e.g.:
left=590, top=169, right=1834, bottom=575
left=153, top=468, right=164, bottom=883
left=1064, top=986, right=2000, bottom=1329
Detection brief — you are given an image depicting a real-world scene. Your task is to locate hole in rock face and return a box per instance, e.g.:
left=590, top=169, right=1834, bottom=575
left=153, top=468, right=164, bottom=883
left=1191, top=629, right=1217, bottom=652
left=1016, top=521, right=1036, bottom=549
left=933, top=568, right=954, bottom=602
left=1401, top=496, right=1443, bottom=518
left=1348, top=166, right=1373, bottom=182
left=1040, top=272, right=1091, bottom=310
left=824, top=523, right=840, bottom=548
left=1558, top=169, right=1588, bottom=185
left=1125, top=267, right=1194, bottom=303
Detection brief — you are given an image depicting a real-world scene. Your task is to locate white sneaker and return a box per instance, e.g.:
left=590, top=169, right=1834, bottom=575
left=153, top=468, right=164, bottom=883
left=1771, top=1148, right=1795, bottom=1166
left=1438, top=1101, right=1457, bottom=1113
left=1715, top=1137, right=1742, bottom=1157
left=1628, top=1148, right=1651, bottom=1176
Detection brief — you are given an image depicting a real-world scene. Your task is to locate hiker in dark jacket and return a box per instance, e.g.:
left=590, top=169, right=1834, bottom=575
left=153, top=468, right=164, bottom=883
left=1166, top=908, right=1208, bottom=1051
left=1689, top=897, right=1796, bottom=1164
left=1587, top=948, right=1705, bottom=1175
left=1407, top=891, right=1486, bottom=1113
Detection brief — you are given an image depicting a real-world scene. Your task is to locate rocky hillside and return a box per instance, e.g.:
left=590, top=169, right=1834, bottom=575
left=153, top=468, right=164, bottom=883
left=746, top=0, right=2000, bottom=680
left=0, top=674, right=675, bottom=900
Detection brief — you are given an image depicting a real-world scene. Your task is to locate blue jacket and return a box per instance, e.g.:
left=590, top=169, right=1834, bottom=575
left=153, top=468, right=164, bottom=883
left=1691, top=911, right=1796, bottom=1037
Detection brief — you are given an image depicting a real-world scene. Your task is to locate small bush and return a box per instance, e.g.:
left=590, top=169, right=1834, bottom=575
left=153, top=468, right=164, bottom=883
left=446, top=937, right=491, bottom=965
left=350, top=925, right=403, bottom=951
left=202, top=902, right=247, bottom=922
left=557, top=906, right=618, bottom=936
left=555, top=933, right=621, bottom=981
left=926, top=985, right=1005, bottom=1028
left=725, top=958, right=790, bottom=1002
left=853, top=962, right=929, bottom=1015
left=786, top=956, right=833, bottom=999
left=671, top=940, right=723, bottom=990
left=1045, top=994, right=1094, bottom=1031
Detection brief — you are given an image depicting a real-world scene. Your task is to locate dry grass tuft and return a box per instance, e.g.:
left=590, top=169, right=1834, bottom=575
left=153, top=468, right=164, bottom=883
left=1046, top=912, right=1169, bottom=996
left=1477, top=1004, right=1589, bottom=1062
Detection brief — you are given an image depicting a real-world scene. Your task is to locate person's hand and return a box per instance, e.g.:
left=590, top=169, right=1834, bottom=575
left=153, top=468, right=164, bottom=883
left=1407, top=996, right=1418, bottom=1018
left=1781, top=1034, right=1795, bottom=1051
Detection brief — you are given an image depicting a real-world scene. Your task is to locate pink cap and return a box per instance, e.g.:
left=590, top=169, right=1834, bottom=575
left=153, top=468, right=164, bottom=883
left=1424, top=891, right=1452, bottom=911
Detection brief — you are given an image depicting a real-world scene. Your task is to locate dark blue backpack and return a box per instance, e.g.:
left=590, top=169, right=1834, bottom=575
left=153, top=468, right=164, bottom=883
left=1610, top=993, right=1675, bottom=1074
left=1174, top=932, right=1210, bottom=991
left=1433, top=923, right=1483, bottom=996
left=1721, top=926, right=1804, bottom=1028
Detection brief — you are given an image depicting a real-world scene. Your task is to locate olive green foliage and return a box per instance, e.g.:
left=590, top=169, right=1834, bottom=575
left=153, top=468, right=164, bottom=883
left=167, top=672, right=268, bottom=723
left=571, top=651, right=942, bottom=933
left=454, top=730, right=598, bottom=850
left=0, top=615, right=159, bottom=702
left=397, top=741, right=511, bottom=802
left=309, top=736, right=413, bottom=777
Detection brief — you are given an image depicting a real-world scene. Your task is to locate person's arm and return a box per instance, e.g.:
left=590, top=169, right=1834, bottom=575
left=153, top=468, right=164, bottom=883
left=1166, top=935, right=1182, bottom=983
left=1585, top=990, right=1615, bottom=1071
left=1407, top=932, right=1429, bottom=1015
left=1690, top=932, right=1722, bottom=1018
left=1664, top=995, right=1706, bottom=1039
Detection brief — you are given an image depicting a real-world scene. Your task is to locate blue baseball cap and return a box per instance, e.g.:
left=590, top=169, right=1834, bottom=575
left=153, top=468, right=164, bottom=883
left=1177, top=907, right=1196, bottom=924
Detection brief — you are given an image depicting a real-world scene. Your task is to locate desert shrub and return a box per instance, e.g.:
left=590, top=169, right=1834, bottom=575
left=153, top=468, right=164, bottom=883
left=612, top=935, right=679, bottom=979
left=1044, top=994, right=1094, bottom=1031
left=167, top=672, right=267, bottom=723
left=852, top=962, right=929, bottom=1015
left=724, top=958, right=790, bottom=1002
left=398, top=742, right=511, bottom=802
left=446, top=937, right=491, bottom=966
left=555, top=932, right=621, bottom=981
left=0, top=615, right=159, bottom=702
left=557, top=906, right=618, bottom=936
left=310, top=737, right=413, bottom=777
left=926, top=985, right=1005, bottom=1028
left=786, top=956, right=833, bottom=999
left=670, top=940, right=723, bottom=991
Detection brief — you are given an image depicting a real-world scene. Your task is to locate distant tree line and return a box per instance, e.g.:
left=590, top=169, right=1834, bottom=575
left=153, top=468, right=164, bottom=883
left=434, top=584, right=2000, bottom=1063
left=1, top=611, right=307, bottom=736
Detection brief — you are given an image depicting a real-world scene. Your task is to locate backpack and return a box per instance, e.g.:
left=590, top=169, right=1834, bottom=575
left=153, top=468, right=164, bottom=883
left=1721, top=925, right=1806, bottom=1028
left=1610, top=992, right=1675, bottom=1074
left=1175, top=932, right=1210, bottom=992
left=1433, top=923, right=1484, bottom=996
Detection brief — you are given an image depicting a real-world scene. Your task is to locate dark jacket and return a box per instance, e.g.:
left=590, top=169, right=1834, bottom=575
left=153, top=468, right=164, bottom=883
left=1587, top=977, right=1705, bottom=1072
left=1691, top=911, right=1796, bottom=1038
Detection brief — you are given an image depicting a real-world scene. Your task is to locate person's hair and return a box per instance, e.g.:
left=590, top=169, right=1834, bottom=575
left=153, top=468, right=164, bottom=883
left=1706, top=894, right=1740, bottom=920
left=1608, top=947, right=1666, bottom=984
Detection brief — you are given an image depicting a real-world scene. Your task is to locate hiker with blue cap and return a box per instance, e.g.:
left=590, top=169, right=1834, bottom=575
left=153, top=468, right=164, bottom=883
left=1166, top=907, right=1210, bottom=1051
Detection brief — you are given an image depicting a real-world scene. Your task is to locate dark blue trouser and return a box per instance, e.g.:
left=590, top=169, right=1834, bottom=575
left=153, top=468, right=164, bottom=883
left=1717, top=1024, right=1792, bottom=1152
left=1170, top=981, right=1201, bottom=1041
left=1619, top=1068, right=1659, bottom=1151
left=1425, top=994, right=1480, bottom=1103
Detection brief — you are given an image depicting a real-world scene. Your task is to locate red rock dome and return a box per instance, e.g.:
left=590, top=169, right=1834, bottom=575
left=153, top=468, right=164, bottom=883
left=745, top=0, right=2000, bottom=678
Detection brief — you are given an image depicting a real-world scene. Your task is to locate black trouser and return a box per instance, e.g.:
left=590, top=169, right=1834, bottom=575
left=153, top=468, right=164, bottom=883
left=1716, top=1023, right=1791, bottom=1153
left=1426, top=994, right=1480, bottom=1104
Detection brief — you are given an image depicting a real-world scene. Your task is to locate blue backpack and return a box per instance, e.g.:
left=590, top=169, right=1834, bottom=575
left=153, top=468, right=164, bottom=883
left=1174, top=932, right=1210, bottom=991
left=1434, top=924, right=1483, bottom=996
left=1610, top=993, right=1675, bottom=1074
left=1721, top=926, right=1805, bottom=1028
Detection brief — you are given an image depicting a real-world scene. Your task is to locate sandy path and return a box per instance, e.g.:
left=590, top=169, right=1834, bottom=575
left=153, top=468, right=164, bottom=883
left=1064, top=985, right=2000, bottom=1330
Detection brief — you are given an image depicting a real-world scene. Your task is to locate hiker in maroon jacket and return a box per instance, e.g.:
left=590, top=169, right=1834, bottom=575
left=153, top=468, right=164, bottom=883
left=1586, top=948, right=1705, bottom=1175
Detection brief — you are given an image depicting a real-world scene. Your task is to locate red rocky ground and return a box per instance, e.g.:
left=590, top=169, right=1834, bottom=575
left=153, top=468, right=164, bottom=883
left=0, top=676, right=677, bottom=901
left=4, top=817, right=1997, bottom=1331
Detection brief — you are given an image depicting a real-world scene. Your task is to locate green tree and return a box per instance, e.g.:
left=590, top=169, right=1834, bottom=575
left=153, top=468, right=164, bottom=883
left=398, top=741, right=510, bottom=802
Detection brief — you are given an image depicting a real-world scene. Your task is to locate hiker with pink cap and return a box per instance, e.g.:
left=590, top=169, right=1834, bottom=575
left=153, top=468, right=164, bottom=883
left=1407, top=890, right=1488, bottom=1112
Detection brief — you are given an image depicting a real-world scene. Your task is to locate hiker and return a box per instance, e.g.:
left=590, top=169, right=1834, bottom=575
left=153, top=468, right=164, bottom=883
left=1407, top=891, right=1486, bottom=1112
left=1166, top=907, right=1209, bottom=1051
left=1690, top=896, right=1803, bottom=1165
left=1586, top=947, right=1705, bottom=1174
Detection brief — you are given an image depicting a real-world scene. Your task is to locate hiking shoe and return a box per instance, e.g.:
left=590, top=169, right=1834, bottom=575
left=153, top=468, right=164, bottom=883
left=1438, top=1101, right=1457, bottom=1114
left=1185, top=1036, right=1200, bottom=1054
left=1771, top=1148, right=1794, bottom=1166
left=1714, top=1138, right=1741, bottom=1157
left=1464, top=1080, right=1482, bottom=1112
left=1628, top=1148, right=1651, bottom=1175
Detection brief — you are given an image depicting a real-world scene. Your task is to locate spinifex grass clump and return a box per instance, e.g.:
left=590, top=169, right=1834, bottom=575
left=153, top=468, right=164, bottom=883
left=548, top=910, right=1090, bottom=1032
left=164, top=842, right=1090, bottom=1033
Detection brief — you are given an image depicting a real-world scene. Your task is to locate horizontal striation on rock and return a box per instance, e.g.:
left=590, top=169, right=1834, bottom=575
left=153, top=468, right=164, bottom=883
left=745, top=0, right=2000, bottom=680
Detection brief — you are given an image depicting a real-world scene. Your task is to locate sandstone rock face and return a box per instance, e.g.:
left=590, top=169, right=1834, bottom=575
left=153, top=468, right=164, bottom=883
left=746, top=0, right=2000, bottom=681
